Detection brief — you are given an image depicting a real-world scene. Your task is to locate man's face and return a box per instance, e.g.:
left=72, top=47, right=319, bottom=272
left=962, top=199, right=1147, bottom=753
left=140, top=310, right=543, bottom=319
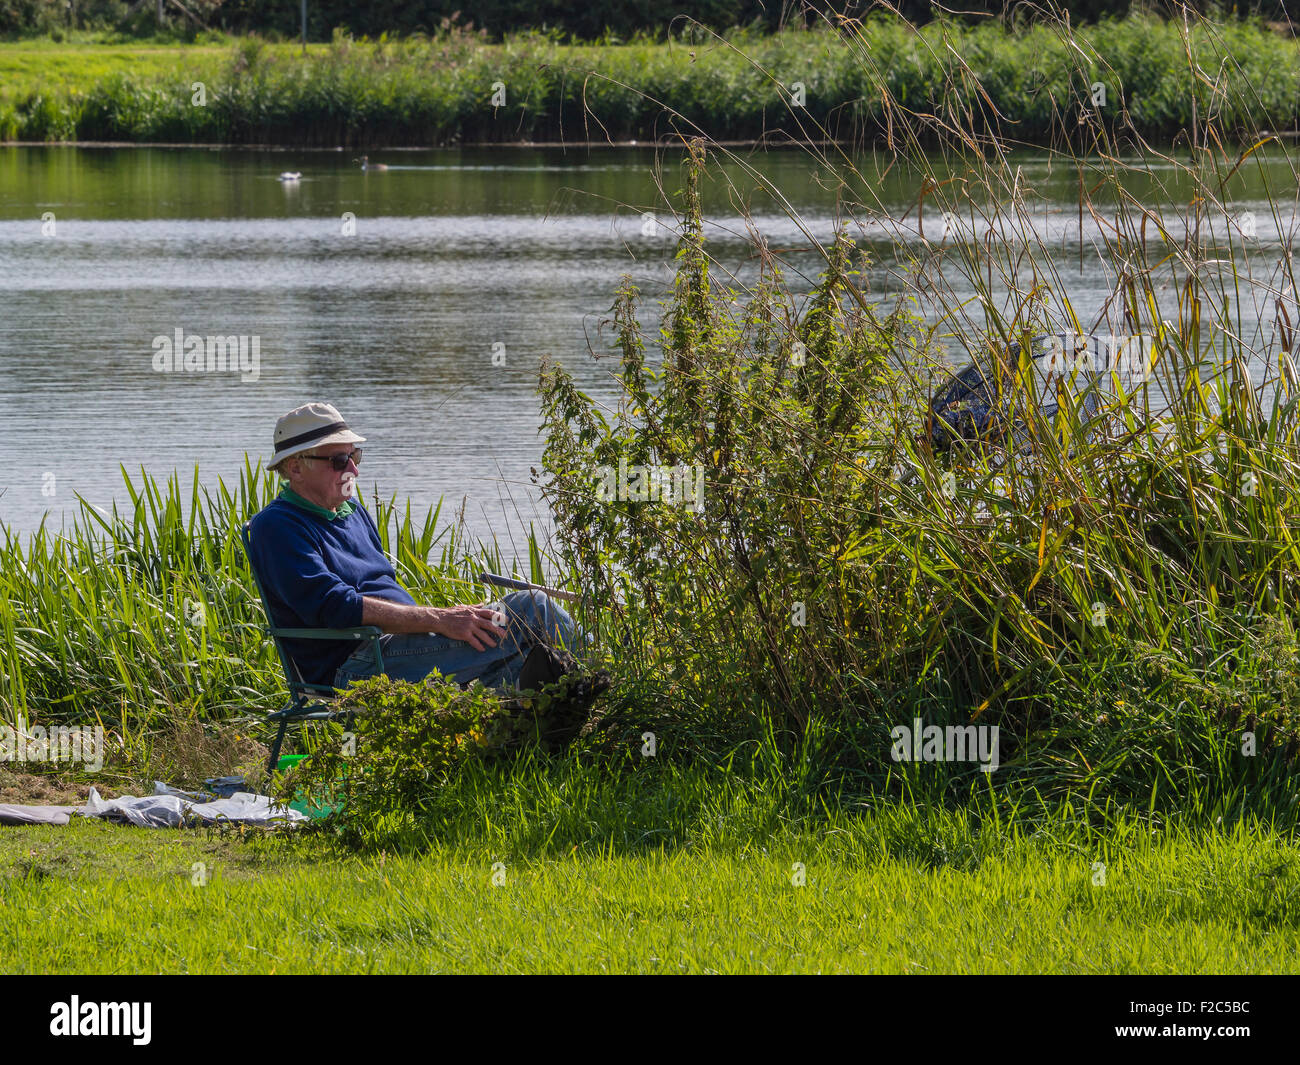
left=285, top=442, right=360, bottom=511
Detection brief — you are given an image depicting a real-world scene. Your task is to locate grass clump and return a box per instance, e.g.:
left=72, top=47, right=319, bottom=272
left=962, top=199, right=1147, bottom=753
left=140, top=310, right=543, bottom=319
left=280, top=670, right=612, bottom=847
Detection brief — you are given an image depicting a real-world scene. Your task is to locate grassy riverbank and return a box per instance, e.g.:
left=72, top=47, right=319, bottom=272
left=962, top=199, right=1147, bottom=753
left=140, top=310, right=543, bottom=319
left=3, top=760, right=1297, bottom=974
left=1, top=15, right=1297, bottom=146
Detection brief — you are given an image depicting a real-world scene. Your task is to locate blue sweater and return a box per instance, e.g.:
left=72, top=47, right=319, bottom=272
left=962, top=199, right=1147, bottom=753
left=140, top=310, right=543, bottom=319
left=246, top=494, right=414, bottom=687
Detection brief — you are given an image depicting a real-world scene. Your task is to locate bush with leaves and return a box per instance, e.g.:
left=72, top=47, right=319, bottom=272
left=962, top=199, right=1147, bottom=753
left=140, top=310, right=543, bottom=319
left=538, top=140, right=933, bottom=735
left=277, top=672, right=590, bottom=840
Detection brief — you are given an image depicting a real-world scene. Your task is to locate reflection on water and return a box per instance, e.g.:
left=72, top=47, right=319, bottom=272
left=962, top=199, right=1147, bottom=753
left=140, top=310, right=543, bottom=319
left=1, top=145, right=1295, bottom=548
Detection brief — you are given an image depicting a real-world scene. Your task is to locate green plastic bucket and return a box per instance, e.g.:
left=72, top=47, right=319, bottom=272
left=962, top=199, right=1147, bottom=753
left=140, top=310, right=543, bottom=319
left=276, top=753, right=344, bottom=819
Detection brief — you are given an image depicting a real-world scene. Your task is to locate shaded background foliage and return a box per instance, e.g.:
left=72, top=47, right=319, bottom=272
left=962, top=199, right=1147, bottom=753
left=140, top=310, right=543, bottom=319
left=2, top=0, right=1297, bottom=41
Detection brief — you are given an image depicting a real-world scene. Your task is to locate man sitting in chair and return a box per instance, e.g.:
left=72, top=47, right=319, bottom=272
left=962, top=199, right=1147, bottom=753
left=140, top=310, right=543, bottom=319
left=246, top=401, right=585, bottom=696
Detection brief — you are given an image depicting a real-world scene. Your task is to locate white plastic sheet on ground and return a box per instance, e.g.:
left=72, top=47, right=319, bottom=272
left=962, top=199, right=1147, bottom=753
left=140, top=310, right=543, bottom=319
left=0, top=781, right=308, bottom=828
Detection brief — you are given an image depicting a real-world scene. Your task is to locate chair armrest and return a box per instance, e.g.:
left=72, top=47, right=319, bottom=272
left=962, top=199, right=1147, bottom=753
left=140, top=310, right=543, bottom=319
left=267, top=626, right=386, bottom=681
left=269, top=626, right=384, bottom=641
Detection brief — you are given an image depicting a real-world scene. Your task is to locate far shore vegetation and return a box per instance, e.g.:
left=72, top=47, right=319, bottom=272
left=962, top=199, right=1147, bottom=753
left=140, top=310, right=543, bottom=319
left=0, top=14, right=1297, bottom=146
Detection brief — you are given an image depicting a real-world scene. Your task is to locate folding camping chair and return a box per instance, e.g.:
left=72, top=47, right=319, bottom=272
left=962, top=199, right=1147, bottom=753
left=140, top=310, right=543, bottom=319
left=239, top=521, right=385, bottom=773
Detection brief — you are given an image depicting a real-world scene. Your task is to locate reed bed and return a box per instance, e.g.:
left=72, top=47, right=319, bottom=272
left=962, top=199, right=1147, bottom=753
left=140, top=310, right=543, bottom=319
left=0, top=15, right=1296, bottom=146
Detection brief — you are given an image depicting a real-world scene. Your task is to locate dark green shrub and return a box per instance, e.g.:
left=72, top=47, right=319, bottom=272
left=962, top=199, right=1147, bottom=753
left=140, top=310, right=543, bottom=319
left=278, top=673, right=593, bottom=842
left=539, top=139, right=930, bottom=733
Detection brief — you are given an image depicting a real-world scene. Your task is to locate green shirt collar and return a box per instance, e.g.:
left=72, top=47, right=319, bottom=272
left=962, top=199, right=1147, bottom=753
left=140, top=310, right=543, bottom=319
left=278, top=483, right=357, bottom=521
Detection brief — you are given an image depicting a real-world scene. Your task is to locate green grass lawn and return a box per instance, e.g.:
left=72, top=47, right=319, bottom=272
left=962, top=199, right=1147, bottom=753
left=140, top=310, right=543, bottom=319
left=0, top=40, right=226, bottom=107
left=3, top=802, right=1295, bottom=974
left=0, top=36, right=579, bottom=108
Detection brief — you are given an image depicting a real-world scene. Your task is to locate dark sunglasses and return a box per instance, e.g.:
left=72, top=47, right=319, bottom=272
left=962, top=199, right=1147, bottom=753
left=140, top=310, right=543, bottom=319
left=300, top=448, right=363, bottom=471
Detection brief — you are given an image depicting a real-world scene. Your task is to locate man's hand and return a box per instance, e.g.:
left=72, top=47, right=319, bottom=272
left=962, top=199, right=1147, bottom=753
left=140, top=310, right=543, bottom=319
left=433, top=604, right=506, bottom=651
left=361, top=596, right=505, bottom=650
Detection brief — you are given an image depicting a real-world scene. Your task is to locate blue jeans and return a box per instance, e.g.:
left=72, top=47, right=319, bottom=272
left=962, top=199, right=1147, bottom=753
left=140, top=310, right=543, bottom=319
left=332, top=590, right=583, bottom=692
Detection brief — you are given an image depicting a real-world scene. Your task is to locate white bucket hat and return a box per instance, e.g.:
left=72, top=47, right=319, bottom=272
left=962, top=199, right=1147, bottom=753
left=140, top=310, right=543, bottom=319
left=268, top=402, right=366, bottom=473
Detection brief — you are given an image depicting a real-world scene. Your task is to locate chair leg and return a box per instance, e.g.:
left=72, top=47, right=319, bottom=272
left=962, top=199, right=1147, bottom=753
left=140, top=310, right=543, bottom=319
left=267, top=719, right=289, bottom=775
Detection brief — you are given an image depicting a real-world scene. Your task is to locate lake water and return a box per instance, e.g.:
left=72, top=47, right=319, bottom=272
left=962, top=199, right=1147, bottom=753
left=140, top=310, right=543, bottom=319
left=2, top=144, right=1296, bottom=552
